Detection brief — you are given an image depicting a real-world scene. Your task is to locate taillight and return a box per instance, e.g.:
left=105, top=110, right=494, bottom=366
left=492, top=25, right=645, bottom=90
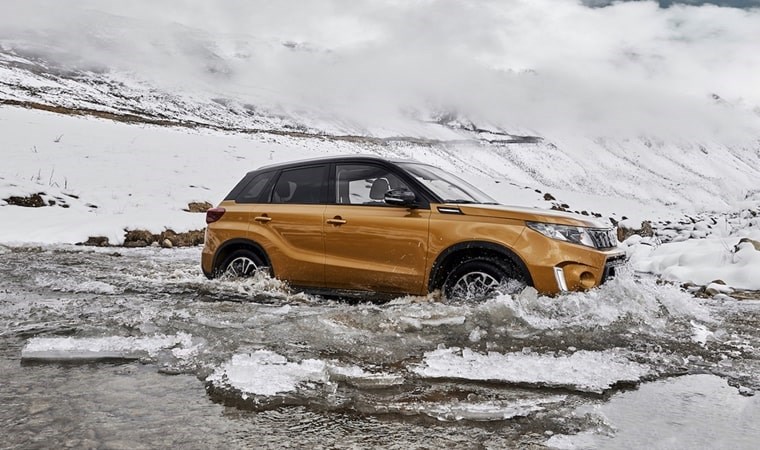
left=206, top=207, right=226, bottom=224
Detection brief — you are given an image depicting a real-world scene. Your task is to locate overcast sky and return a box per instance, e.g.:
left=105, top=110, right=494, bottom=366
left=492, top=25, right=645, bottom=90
left=1, top=0, right=758, bottom=139
left=585, top=0, right=760, bottom=7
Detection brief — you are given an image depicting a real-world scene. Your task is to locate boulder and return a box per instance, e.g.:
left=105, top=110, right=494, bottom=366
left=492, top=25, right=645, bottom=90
left=123, top=229, right=157, bottom=247
left=79, top=236, right=110, bottom=247
left=4, top=193, right=46, bottom=207
left=185, top=201, right=213, bottom=213
left=159, top=229, right=205, bottom=247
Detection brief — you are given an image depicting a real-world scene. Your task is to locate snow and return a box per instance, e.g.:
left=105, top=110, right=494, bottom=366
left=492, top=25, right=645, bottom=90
left=412, top=347, right=651, bottom=394
left=629, top=231, right=760, bottom=290
left=0, top=106, right=342, bottom=244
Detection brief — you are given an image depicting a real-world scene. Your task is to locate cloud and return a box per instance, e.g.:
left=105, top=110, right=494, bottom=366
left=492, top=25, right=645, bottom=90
left=1, top=0, right=758, bottom=139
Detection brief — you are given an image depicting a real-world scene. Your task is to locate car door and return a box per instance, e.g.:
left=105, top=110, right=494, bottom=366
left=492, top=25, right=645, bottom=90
left=323, top=163, right=431, bottom=295
left=250, top=164, right=327, bottom=287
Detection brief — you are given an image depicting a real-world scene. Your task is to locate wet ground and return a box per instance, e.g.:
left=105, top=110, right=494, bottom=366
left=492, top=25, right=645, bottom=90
left=1, top=244, right=759, bottom=449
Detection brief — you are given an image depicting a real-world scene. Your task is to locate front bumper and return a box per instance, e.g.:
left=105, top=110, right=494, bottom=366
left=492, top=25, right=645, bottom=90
left=552, top=251, right=626, bottom=293
left=514, top=228, right=627, bottom=294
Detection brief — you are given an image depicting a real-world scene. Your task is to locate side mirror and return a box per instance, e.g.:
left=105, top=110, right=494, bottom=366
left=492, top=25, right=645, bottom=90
left=384, top=188, right=417, bottom=207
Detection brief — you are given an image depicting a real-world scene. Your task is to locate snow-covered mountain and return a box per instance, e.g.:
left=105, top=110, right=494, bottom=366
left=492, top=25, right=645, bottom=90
left=1, top=0, right=760, bottom=288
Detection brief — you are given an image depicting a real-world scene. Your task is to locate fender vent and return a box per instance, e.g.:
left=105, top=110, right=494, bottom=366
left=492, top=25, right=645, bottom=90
left=437, top=206, right=463, bottom=215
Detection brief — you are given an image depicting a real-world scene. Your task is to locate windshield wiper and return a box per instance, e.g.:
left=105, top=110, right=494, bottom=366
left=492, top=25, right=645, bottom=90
left=443, top=199, right=478, bottom=204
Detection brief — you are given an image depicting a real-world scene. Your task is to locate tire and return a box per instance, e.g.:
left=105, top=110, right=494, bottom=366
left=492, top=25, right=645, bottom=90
left=442, top=256, right=525, bottom=301
left=217, top=249, right=267, bottom=278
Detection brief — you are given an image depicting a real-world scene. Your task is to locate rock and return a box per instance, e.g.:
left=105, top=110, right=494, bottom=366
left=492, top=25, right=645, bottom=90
left=550, top=203, right=568, bottom=212
left=124, top=240, right=150, bottom=248
left=543, top=192, right=556, bottom=201
left=79, top=236, right=110, bottom=247
left=161, top=239, right=173, bottom=248
left=185, top=201, right=213, bottom=213
left=617, top=220, right=655, bottom=242
left=159, top=229, right=205, bottom=247
left=4, top=193, right=46, bottom=207
left=123, top=229, right=157, bottom=247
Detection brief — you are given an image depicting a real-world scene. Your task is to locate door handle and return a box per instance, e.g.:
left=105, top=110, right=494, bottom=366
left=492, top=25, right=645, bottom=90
left=326, top=217, right=347, bottom=225
left=254, top=215, right=272, bottom=223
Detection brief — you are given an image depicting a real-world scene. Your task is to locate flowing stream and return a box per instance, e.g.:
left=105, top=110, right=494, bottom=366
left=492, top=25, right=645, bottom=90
left=1, top=245, right=758, bottom=449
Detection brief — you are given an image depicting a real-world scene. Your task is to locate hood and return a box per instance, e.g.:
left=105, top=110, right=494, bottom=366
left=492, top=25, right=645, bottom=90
left=448, top=204, right=610, bottom=228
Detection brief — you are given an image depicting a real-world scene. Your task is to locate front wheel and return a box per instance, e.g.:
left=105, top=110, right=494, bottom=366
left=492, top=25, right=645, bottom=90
left=217, top=249, right=267, bottom=278
left=442, top=257, right=524, bottom=301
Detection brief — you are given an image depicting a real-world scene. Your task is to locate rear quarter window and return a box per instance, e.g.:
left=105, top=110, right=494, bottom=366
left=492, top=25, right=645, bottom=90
left=235, top=171, right=274, bottom=203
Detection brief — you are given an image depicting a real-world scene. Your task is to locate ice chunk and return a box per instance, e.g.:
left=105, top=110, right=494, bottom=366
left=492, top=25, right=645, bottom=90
left=207, top=351, right=404, bottom=396
left=413, top=347, right=650, bottom=394
left=21, top=333, right=199, bottom=361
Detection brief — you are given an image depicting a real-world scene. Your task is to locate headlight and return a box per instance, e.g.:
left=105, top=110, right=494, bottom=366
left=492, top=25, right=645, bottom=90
left=526, top=221, right=596, bottom=248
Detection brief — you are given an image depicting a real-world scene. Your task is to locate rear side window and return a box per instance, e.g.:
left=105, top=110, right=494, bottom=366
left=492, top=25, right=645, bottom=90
left=236, top=171, right=274, bottom=203
left=271, top=165, right=327, bottom=204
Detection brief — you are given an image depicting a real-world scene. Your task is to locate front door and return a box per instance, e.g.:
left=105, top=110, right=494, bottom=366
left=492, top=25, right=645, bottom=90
left=323, top=163, right=431, bottom=295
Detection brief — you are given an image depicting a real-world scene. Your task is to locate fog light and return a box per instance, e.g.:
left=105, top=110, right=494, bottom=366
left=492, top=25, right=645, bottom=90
left=579, top=271, right=596, bottom=290
left=553, top=267, right=568, bottom=292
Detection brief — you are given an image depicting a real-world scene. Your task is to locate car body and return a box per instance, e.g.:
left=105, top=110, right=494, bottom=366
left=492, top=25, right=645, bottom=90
left=201, top=155, right=625, bottom=299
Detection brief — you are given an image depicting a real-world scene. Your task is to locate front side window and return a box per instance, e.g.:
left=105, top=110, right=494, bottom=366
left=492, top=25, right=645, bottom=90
left=271, top=165, right=327, bottom=204
left=335, top=164, right=411, bottom=206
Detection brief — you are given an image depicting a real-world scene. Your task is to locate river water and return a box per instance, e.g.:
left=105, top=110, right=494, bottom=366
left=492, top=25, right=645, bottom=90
left=1, top=245, right=758, bottom=449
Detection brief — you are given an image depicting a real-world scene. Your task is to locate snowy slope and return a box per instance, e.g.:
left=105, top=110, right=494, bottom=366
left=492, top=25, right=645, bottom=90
left=1, top=0, right=760, bottom=289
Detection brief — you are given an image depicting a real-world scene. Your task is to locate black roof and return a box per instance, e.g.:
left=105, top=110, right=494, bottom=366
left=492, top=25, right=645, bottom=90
left=254, top=154, right=416, bottom=173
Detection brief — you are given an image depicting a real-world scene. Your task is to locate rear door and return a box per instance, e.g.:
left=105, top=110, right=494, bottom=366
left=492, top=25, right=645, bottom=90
left=250, top=164, right=328, bottom=287
left=323, top=163, right=431, bottom=295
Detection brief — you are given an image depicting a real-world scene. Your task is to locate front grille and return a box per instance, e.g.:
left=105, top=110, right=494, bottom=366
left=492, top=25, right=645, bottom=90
left=601, top=253, right=627, bottom=284
left=588, top=228, right=617, bottom=249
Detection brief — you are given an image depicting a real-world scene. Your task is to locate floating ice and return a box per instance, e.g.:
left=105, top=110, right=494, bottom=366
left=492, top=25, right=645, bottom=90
left=413, top=347, right=651, bottom=394
left=21, top=333, right=200, bottom=361
left=207, top=351, right=329, bottom=396
left=384, top=396, right=567, bottom=422
left=207, top=350, right=402, bottom=397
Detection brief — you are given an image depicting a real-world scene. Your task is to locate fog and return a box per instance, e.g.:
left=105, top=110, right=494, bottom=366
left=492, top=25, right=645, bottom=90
left=1, top=0, right=759, bottom=138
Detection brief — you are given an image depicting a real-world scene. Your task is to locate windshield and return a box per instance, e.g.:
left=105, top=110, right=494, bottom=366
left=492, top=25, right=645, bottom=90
left=399, top=163, right=498, bottom=204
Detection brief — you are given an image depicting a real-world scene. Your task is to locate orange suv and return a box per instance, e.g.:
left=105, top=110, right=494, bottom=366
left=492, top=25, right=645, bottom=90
left=202, top=156, right=624, bottom=299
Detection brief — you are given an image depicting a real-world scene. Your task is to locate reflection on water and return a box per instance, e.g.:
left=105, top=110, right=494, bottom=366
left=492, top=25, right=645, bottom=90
left=548, top=374, right=760, bottom=449
left=0, top=360, right=545, bottom=449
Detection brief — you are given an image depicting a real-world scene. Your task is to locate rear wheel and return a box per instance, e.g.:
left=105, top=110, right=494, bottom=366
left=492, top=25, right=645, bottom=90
left=442, top=257, right=524, bottom=301
left=217, top=249, right=266, bottom=278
